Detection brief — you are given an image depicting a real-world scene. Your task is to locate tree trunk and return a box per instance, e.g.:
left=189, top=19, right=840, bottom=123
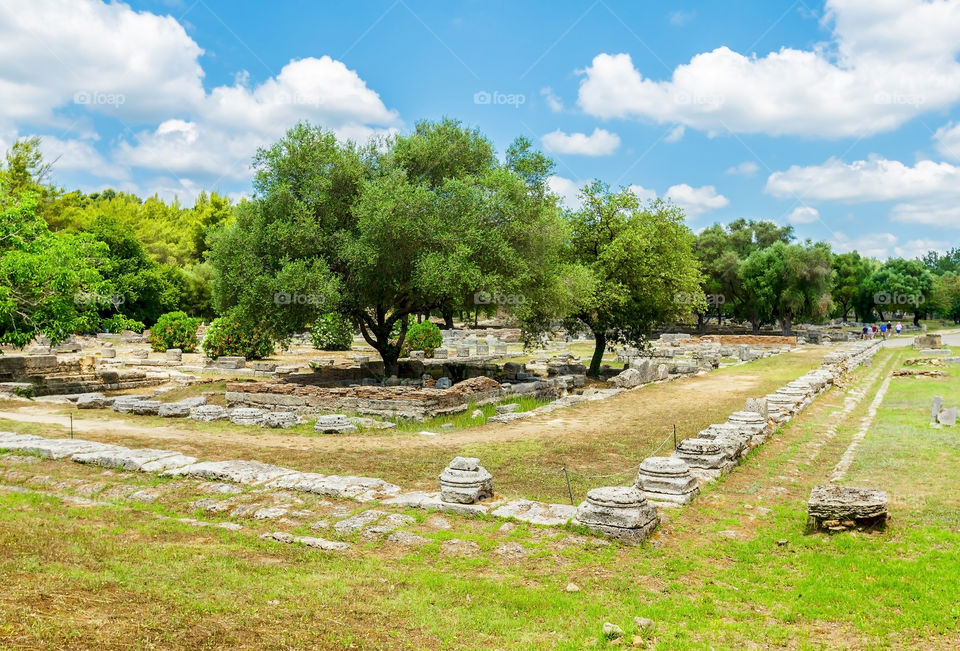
left=588, top=330, right=606, bottom=378
left=913, top=311, right=921, bottom=326
left=781, top=314, right=792, bottom=336
left=751, top=319, right=761, bottom=335
left=442, top=308, right=454, bottom=330
left=696, top=312, right=706, bottom=334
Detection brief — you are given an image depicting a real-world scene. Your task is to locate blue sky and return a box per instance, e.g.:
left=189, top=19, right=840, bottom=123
left=2, top=0, right=959, bottom=259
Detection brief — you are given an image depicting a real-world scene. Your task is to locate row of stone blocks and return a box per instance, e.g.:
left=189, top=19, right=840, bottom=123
left=570, top=340, right=883, bottom=543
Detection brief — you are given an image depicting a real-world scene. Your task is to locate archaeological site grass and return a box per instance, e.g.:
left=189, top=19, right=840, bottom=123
left=2, top=345, right=960, bottom=648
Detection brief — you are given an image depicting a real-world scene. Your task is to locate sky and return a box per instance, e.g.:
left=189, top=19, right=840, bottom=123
left=1, top=0, right=959, bottom=260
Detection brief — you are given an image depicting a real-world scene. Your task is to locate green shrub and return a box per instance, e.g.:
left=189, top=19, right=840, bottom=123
left=310, top=313, right=354, bottom=351
left=102, top=314, right=145, bottom=334
left=148, top=311, right=200, bottom=352
left=201, top=312, right=274, bottom=359
left=401, top=320, right=443, bottom=357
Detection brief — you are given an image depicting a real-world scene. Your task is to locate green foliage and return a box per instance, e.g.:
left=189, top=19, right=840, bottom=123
left=865, top=257, right=934, bottom=324
left=101, top=314, right=145, bottom=333
left=565, top=182, right=703, bottom=375
left=201, top=311, right=275, bottom=360
left=400, top=320, right=443, bottom=357
left=831, top=251, right=877, bottom=321
left=310, top=313, right=354, bottom=351
left=210, top=119, right=567, bottom=375
left=149, top=311, right=201, bottom=352
left=0, top=186, right=110, bottom=348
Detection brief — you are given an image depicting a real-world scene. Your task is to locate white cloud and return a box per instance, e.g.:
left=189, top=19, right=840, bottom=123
left=766, top=155, right=960, bottom=228
left=577, top=0, right=960, bottom=137
left=540, top=87, right=564, bottom=112
left=0, top=0, right=205, bottom=126
left=830, top=232, right=945, bottom=260
left=626, top=184, right=657, bottom=203
left=541, top=128, right=620, bottom=156
left=546, top=175, right=586, bottom=209
left=785, top=205, right=820, bottom=224
left=39, top=135, right=129, bottom=180
left=664, top=125, right=685, bottom=143
left=726, top=161, right=759, bottom=176
left=934, top=122, right=960, bottom=161
left=668, top=10, right=696, bottom=26
left=765, top=156, right=960, bottom=203
left=664, top=184, right=729, bottom=217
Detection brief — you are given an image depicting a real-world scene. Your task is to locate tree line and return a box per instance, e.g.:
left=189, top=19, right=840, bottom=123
left=1, top=123, right=958, bottom=377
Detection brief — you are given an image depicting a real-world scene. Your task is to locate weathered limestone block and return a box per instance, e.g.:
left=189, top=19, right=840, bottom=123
left=261, top=411, right=301, bottom=428
left=727, top=410, right=769, bottom=445
left=938, top=407, right=957, bottom=427
left=189, top=405, right=228, bottom=421
left=251, top=361, right=279, bottom=372
left=408, top=350, right=426, bottom=360
left=495, top=402, right=520, bottom=415
left=494, top=343, right=508, bottom=355
left=132, top=350, right=149, bottom=359
left=158, top=402, right=192, bottom=418
left=672, top=438, right=733, bottom=481
left=490, top=499, right=577, bottom=525
left=128, top=400, right=162, bottom=415
left=76, top=392, right=113, bottom=409
left=314, top=414, right=358, bottom=434
left=611, top=367, right=642, bottom=388
left=439, top=456, right=493, bottom=504
left=435, top=377, right=453, bottom=390
left=163, top=460, right=296, bottom=485
left=353, top=355, right=371, bottom=365
left=72, top=447, right=197, bottom=472
left=100, top=348, right=117, bottom=359
left=475, top=343, right=489, bottom=355
left=696, top=424, right=749, bottom=460
left=744, top=397, right=769, bottom=421
left=433, top=348, right=449, bottom=359
left=214, top=356, right=246, bottom=369
left=913, top=334, right=942, bottom=350
left=346, top=416, right=396, bottom=430
left=456, top=346, right=471, bottom=358
left=575, top=486, right=659, bottom=544
left=634, top=456, right=699, bottom=506
left=1, top=436, right=124, bottom=460
left=931, top=396, right=944, bottom=424
left=807, top=485, right=888, bottom=528
left=166, top=348, right=182, bottom=362
left=228, top=407, right=265, bottom=426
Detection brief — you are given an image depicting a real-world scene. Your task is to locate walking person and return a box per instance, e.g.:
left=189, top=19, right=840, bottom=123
left=896, top=321, right=903, bottom=337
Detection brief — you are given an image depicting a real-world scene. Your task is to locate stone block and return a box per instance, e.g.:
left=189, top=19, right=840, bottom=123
left=807, top=485, right=888, bottom=526
left=456, top=346, right=471, bottom=358
left=189, top=405, right=227, bottom=421
left=76, top=393, right=113, bottom=409
left=251, top=361, right=279, bottom=372
left=228, top=407, right=265, bottom=426
left=439, top=456, right=493, bottom=504
left=314, top=414, right=358, bottom=434
left=938, top=407, right=957, bottom=427
left=635, top=456, right=699, bottom=506
left=262, top=412, right=301, bottom=429
left=744, top=397, right=769, bottom=421
left=575, top=486, right=659, bottom=544
left=931, top=396, right=943, bottom=424
left=435, top=377, right=453, bottom=390
left=100, top=348, right=116, bottom=359
left=475, top=343, right=489, bottom=355
left=165, top=348, right=182, bottom=362
left=214, top=356, right=246, bottom=369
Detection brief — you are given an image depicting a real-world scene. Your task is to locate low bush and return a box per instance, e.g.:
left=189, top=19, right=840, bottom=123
left=310, top=313, right=354, bottom=351
left=401, top=320, right=443, bottom=357
left=201, top=312, right=274, bottom=359
left=148, top=311, right=199, bottom=352
left=101, top=314, right=145, bottom=334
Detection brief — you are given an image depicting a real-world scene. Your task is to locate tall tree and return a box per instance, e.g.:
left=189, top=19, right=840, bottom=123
left=565, top=182, right=703, bottom=376
left=831, top=251, right=876, bottom=321
left=866, top=258, right=934, bottom=325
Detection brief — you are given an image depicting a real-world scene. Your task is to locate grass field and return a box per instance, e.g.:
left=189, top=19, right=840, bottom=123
left=2, top=345, right=959, bottom=648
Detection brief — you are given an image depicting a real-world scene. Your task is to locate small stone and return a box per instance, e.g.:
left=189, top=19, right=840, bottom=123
left=777, top=539, right=788, bottom=546
left=565, top=582, right=581, bottom=593
left=435, top=377, right=453, bottom=390
left=471, top=409, right=484, bottom=419
left=633, top=617, right=654, bottom=630
left=602, top=622, right=623, bottom=639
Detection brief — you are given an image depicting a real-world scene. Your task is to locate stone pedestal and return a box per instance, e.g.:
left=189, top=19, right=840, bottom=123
left=475, top=343, right=489, bottom=355
left=433, top=348, right=449, bottom=359
left=808, top=485, right=888, bottom=531
left=439, top=457, right=493, bottom=504
left=228, top=407, right=265, bottom=425
left=353, top=355, right=370, bottom=365
left=634, top=457, right=699, bottom=506
left=215, top=356, right=246, bottom=369
left=727, top=410, right=769, bottom=446
left=314, top=414, right=358, bottom=434
left=743, top=397, right=768, bottom=420
left=189, top=405, right=228, bottom=421
left=409, top=350, right=426, bottom=360
left=166, top=348, right=182, bottom=362
left=575, top=486, right=659, bottom=544
left=456, top=346, right=471, bottom=358
left=672, top=438, right=733, bottom=482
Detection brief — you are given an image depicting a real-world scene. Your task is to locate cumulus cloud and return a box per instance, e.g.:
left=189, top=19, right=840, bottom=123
left=785, top=205, right=820, bottom=225
left=934, top=122, right=960, bottom=161
left=664, top=184, right=729, bottom=217
left=546, top=175, right=586, bottom=209
left=577, top=0, right=960, bottom=137
left=664, top=125, right=685, bottom=143
left=726, top=161, right=759, bottom=176
left=541, top=128, right=620, bottom=156
left=0, top=0, right=205, bottom=126
left=831, top=232, right=945, bottom=260
left=540, top=87, right=564, bottom=112
left=765, top=155, right=960, bottom=228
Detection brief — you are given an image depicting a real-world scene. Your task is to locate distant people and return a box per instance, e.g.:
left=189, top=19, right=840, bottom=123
left=880, top=323, right=887, bottom=340
left=861, top=326, right=869, bottom=340
left=872, top=324, right=879, bottom=339
left=896, top=322, right=903, bottom=336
